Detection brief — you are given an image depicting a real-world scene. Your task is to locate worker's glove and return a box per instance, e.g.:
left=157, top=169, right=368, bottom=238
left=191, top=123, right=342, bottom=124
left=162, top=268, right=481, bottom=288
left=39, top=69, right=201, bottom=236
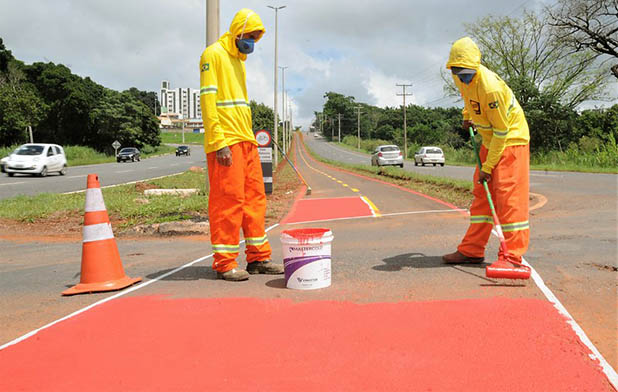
left=463, top=120, right=475, bottom=132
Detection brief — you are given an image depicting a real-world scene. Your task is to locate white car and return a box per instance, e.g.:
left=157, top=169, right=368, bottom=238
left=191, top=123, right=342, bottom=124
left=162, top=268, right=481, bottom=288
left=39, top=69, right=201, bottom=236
left=414, top=146, right=445, bottom=166
left=371, top=145, right=404, bottom=168
left=4, top=143, right=68, bottom=177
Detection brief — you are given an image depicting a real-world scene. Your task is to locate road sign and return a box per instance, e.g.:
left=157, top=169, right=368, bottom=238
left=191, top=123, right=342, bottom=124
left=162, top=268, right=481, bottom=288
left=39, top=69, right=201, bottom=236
left=254, top=129, right=272, bottom=194
left=112, top=140, right=121, bottom=157
left=255, top=129, right=271, bottom=147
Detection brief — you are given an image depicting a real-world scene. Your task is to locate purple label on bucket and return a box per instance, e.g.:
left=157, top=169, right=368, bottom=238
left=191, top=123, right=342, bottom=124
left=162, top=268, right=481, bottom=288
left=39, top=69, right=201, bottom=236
left=284, top=255, right=330, bottom=284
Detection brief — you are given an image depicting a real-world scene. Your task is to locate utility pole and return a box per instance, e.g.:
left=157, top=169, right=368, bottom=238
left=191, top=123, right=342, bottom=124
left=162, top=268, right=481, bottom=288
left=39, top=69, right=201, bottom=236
left=337, top=113, right=342, bottom=143
left=206, top=0, right=219, bottom=46
left=355, top=105, right=363, bottom=149
left=396, top=83, right=413, bottom=159
left=268, top=5, right=286, bottom=167
left=289, top=100, right=293, bottom=149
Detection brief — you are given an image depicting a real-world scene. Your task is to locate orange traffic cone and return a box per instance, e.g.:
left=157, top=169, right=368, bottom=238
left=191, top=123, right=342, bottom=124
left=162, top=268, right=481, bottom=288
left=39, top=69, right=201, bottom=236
left=62, top=174, right=141, bottom=295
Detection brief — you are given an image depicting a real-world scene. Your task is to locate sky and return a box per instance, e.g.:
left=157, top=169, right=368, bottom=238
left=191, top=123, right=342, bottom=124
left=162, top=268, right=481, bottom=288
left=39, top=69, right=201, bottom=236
left=0, top=0, right=597, bottom=129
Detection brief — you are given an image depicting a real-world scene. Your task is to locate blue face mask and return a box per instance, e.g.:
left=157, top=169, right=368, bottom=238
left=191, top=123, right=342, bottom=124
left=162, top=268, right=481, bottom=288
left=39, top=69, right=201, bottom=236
left=237, top=38, right=255, bottom=54
left=457, top=72, right=475, bottom=85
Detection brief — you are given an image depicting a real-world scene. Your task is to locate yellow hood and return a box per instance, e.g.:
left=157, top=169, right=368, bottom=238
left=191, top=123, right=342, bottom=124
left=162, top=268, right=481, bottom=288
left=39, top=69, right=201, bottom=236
left=219, top=8, right=265, bottom=61
left=446, top=37, right=481, bottom=71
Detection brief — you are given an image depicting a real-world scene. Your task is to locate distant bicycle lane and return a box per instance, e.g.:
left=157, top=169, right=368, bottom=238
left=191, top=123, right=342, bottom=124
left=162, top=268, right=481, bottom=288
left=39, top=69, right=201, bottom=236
left=0, top=136, right=615, bottom=391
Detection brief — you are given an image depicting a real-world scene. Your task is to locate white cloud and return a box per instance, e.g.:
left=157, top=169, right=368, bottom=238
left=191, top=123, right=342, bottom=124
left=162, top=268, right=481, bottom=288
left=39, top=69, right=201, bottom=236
left=0, top=0, right=559, bottom=129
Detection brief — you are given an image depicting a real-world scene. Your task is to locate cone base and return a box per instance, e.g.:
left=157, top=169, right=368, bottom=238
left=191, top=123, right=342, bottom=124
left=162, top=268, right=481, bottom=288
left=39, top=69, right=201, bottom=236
left=62, top=276, right=142, bottom=296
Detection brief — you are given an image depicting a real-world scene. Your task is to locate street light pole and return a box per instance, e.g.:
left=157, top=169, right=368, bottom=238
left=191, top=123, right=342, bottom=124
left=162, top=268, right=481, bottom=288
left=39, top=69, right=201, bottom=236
left=268, top=5, right=286, bottom=168
left=337, top=113, right=341, bottom=143
left=206, top=0, right=219, bottom=46
left=279, top=66, right=288, bottom=154
left=396, top=83, right=412, bottom=159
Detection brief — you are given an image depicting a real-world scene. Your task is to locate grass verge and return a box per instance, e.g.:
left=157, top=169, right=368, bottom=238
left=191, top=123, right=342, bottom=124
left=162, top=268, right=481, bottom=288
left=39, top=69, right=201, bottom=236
left=160, top=131, right=205, bottom=145
left=0, top=154, right=302, bottom=235
left=304, top=136, right=474, bottom=208
left=0, top=170, right=208, bottom=228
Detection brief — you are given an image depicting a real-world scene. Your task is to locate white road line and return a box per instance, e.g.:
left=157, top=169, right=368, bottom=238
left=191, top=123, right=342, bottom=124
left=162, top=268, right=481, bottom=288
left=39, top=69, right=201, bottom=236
left=522, top=256, right=618, bottom=387
left=61, top=172, right=187, bottom=195
left=66, top=175, right=86, bottom=179
left=0, top=182, right=25, bottom=186
left=148, top=167, right=158, bottom=169
left=0, top=223, right=280, bottom=351
left=530, top=173, right=562, bottom=178
left=115, top=170, right=132, bottom=173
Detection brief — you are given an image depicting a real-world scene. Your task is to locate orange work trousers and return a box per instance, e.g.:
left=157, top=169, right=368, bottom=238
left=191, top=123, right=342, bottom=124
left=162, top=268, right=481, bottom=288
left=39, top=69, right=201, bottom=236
left=207, top=141, right=271, bottom=272
left=458, top=144, right=530, bottom=262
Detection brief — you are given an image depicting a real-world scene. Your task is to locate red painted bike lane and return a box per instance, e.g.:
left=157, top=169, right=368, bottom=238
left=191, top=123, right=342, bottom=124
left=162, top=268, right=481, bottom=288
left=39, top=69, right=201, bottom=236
left=0, top=135, right=615, bottom=391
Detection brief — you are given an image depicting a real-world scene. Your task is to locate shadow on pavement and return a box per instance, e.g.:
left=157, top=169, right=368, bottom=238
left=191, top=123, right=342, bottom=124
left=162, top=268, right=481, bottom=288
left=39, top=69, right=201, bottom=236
left=374, top=253, right=499, bottom=283
left=265, top=278, right=286, bottom=289
left=146, top=266, right=216, bottom=281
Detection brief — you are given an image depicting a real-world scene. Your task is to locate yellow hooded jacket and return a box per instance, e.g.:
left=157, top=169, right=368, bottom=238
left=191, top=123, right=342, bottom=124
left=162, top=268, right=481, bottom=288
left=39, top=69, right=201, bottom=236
left=199, top=9, right=265, bottom=154
left=446, top=37, right=530, bottom=174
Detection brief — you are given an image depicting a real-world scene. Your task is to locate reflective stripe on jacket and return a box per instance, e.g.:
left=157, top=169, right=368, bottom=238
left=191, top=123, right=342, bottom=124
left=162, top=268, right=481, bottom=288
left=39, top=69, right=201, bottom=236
left=199, top=8, right=265, bottom=154
left=446, top=37, right=530, bottom=173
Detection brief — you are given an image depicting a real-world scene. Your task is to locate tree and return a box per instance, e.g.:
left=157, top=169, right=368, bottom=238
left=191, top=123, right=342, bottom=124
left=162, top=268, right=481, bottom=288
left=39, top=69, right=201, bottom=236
left=546, top=0, right=618, bottom=78
left=250, top=100, right=276, bottom=136
left=126, top=87, right=160, bottom=116
left=464, top=11, right=610, bottom=110
left=0, top=61, right=47, bottom=145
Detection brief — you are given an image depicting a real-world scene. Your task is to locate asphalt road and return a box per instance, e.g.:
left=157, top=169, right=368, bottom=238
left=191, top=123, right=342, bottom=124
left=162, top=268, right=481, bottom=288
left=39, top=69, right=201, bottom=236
left=0, top=134, right=616, bottom=389
left=304, top=133, right=618, bottom=367
left=0, top=147, right=206, bottom=199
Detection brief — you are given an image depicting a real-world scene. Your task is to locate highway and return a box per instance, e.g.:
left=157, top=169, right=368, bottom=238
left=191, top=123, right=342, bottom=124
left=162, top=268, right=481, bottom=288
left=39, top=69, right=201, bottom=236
left=0, top=147, right=206, bottom=199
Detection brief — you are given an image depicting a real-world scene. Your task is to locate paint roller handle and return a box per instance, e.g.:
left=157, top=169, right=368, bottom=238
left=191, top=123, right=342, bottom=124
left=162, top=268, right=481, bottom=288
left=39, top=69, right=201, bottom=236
left=468, top=127, right=498, bottom=215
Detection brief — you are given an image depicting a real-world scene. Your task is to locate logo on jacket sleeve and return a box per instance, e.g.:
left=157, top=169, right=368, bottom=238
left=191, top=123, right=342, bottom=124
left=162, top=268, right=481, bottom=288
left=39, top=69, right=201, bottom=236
left=201, top=63, right=210, bottom=72
left=489, top=101, right=499, bottom=109
left=470, top=100, right=481, bottom=115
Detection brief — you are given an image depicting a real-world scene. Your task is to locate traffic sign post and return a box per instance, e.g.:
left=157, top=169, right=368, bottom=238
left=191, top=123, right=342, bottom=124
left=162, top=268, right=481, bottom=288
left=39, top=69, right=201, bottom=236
left=112, top=140, right=121, bottom=157
left=255, top=129, right=273, bottom=194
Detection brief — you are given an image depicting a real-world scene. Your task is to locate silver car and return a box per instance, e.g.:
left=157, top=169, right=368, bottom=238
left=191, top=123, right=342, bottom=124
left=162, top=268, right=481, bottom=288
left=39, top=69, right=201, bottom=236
left=371, top=145, right=404, bottom=168
left=414, top=146, right=445, bottom=166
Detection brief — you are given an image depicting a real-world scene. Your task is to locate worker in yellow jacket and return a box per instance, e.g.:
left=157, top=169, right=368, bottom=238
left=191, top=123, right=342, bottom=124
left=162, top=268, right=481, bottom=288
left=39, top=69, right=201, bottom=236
left=200, top=8, right=284, bottom=281
left=443, top=37, right=530, bottom=268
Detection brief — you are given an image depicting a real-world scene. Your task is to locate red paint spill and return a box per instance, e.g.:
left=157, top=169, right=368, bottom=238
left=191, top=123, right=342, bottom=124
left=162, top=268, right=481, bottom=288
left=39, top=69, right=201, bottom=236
left=282, top=196, right=372, bottom=224
left=282, top=228, right=331, bottom=241
left=0, top=297, right=611, bottom=391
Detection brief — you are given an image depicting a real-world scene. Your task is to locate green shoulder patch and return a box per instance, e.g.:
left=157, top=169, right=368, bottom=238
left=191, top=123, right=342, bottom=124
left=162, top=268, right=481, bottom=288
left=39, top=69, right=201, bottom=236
left=489, top=100, right=499, bottom=109
left=201, top=63, right=210, bottom=72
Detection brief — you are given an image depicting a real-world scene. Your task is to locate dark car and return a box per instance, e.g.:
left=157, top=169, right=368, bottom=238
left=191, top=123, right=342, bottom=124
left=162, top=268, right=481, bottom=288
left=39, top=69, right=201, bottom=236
left=117, top=147, right=141, bottom=162
left=176, top=145, right=191, bottom=156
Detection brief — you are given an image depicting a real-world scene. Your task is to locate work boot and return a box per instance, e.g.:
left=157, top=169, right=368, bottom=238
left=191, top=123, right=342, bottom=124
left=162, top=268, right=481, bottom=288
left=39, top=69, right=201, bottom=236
left=217, top=268, right=250, bottom=281
left=246, top=260, right=285, bottom=275
left=442, top=251, right=484, bottom=264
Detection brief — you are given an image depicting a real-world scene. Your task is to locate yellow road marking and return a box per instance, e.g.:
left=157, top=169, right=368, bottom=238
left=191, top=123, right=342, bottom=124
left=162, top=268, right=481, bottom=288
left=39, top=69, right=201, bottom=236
left=351, top=188, right=359, bottom=192
left=360, top=196, right=382, bottom=217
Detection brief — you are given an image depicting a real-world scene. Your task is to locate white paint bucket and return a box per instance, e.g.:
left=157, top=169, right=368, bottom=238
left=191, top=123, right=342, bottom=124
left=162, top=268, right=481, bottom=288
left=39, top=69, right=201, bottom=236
left=280, top=228, right=333, bottom=290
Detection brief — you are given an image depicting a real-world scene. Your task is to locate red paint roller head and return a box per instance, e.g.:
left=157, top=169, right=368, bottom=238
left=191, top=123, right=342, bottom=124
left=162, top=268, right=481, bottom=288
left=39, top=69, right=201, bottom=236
left=486, top=258, right=531, bottom=280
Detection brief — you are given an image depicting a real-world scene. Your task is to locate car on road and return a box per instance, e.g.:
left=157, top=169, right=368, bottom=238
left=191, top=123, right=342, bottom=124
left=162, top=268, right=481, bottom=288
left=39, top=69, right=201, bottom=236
left=3, top=144, right=67, bottom=177
left=371, top=145, right=404, bottom=168
left=176, top=145, right=191, bottom=156
left=117, top=147, right=141, bottom=162
left=414, top=146, right=445, bottom=166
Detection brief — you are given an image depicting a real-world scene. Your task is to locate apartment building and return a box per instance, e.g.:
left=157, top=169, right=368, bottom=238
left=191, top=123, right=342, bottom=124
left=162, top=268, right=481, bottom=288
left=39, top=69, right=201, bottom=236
left=159, top=80, right=202, bottom=119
